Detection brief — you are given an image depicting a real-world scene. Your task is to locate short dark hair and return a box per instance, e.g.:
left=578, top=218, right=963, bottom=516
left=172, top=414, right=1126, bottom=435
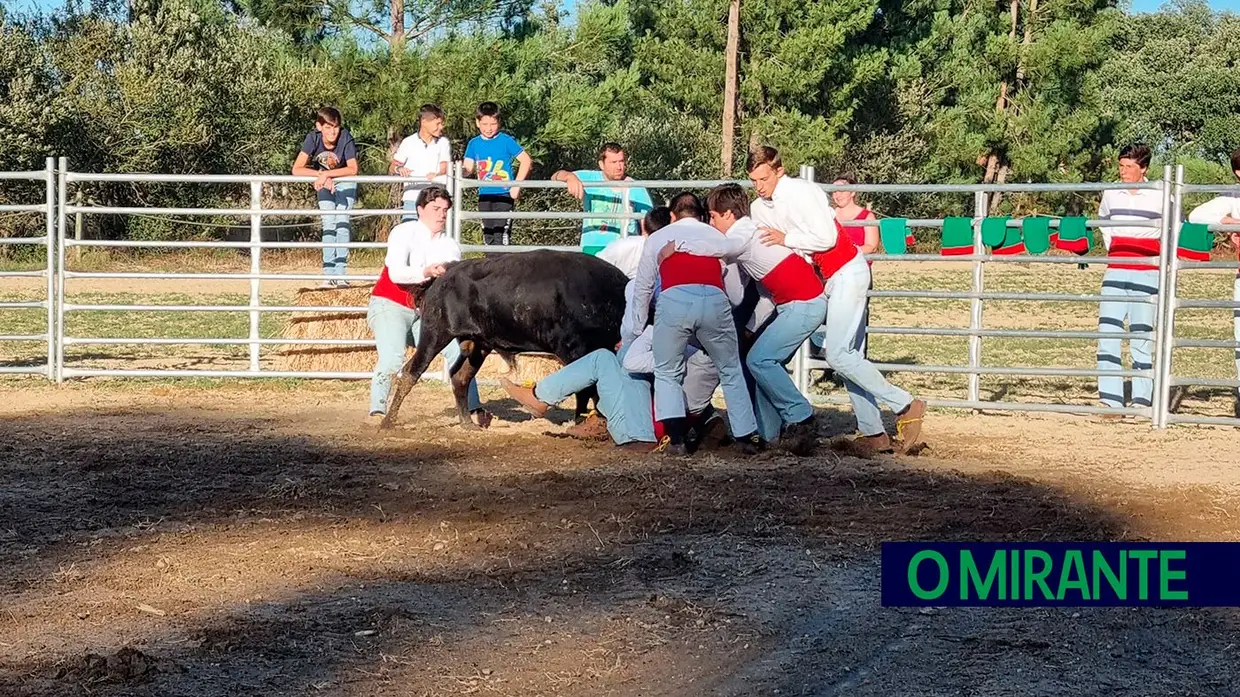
left=598, top=142, right=624, bottom=161
left=1119, top=143, right=1152, bottom=169
left=706, top=184, right=750, bottom=220
left=315, top=106, right=342, bottom=126
left=670, top=191, right=706, bottom=221
left=419, top=104, right=445, bottom=122
left=1230, top=148, right=1240, bottom=174
left=746, top=146, right=783, bottom=173
left=832, top=173, right=857, bottom=185
left=643, top=206, right=673, bottom=235
left=476, top=101, right=501, bottom=121
left=416, top=185, right=453, bottom=209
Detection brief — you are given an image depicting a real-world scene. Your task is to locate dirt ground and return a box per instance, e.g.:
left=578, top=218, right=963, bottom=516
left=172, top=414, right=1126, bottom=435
left=2, top=380, right=1239, bottom=697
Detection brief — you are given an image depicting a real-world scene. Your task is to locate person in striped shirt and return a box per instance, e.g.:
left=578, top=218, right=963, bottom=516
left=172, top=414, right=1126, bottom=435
left=1096, top=144, right=1163, bottom=414
left=1185, top=147, right=1240, bottom=416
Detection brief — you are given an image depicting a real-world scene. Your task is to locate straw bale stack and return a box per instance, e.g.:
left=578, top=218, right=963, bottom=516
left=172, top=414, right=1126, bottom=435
left=273, top=284, right=566, bottom=382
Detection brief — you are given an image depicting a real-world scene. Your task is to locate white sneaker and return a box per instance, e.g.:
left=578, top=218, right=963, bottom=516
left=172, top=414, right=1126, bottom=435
left=319, top=280, right=335, bottom=289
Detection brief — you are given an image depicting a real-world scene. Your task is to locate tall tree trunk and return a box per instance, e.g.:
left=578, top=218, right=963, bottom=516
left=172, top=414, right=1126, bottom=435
left=390, top=0, right=405, bottom=48
left=721, top=0, right=740, bottom=176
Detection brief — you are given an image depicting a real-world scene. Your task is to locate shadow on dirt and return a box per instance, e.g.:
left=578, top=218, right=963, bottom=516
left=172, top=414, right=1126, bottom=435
left=1, top=396, right=1238, bottom=696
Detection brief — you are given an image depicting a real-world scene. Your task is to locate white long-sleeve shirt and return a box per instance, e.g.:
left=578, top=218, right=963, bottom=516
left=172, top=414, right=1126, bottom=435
left=674, top=216, right=826, bottom=305
left=626, top=218, right=727, bottom=344
left=1187, top=194, right=1240, bottom=226
left=384, top=220, right=462, bottom=284
left=597, top=235, right=646, bottom=279
left=751, top=175, right=841, bottom=253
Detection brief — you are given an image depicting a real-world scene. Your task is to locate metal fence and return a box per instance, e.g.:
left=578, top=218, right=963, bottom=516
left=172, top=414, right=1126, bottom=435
left=3, top=159, right=1238, bottom=429
left=1158, top=165, right=1240, bottom=427
left=0, top=158, right=56, bottom=379
left=798, top=165, right=1172, bottom=424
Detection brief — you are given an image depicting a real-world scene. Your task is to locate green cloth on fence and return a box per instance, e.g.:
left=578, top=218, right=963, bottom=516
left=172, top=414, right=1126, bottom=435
left=1022, top=217, right=1052, bottom=254
left=981, top=216, right=1011, bottom=248
left=879, top=218, right=909, bottom=255
left=1177, top=222, right=1213, bottom=262
left=1054, top=216, right=1090, bottom=254
left=941, top=216, right=973, bottom=256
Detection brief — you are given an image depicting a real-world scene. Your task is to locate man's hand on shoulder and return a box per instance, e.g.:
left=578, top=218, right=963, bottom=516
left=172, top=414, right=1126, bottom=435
left=758, top=226, right=786, bottom=247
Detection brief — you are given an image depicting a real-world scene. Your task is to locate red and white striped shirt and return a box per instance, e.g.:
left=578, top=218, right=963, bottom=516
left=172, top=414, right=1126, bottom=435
left=1098, top=183, right=1163, bottom=271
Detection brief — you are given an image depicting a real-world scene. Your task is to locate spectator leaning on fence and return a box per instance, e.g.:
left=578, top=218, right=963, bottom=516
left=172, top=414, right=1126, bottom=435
left=365, top=185, right=490, bottom=428
left=291, top=106, right=359, bottom=288
left=551, top=143, right=655, bottom=255
left=391, top=104, right=451, bottom=222
left=1096, top=143, right=1163, bottom=416
left=463, top=102, right=532, bottom=246
left=1186, top=147, right=1240, bottom=415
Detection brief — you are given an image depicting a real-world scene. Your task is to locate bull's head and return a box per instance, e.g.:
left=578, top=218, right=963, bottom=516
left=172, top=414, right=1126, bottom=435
left=400, top=278, right=435, bottom=308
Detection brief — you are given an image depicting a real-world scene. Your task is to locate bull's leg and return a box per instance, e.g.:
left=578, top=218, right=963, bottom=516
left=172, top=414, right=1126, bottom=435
left=575, top=386, right=600, bottom=423
left=381, top=325, right=454, bottom=429
left=450, top=340, right=492, bottom=429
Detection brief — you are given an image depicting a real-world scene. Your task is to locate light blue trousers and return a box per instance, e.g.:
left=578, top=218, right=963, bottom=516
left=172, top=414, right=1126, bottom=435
left=317, top=182, right=356, bottom=276
left=535, top=348, right=656, bottom=445
left=401, top=198, right=420, bottom=223
left=824, top=260, right=914, bottom=436
left=747, top=297, right=826, bottom=432
left=652, top=285, right=757, bottom=438
left=1097, top=268, right=1158, bottom=408
left=366, top=296, right=481, bottom=416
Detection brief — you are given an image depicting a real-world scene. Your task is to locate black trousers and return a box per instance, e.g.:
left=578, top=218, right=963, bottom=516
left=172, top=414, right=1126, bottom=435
left=478, top=194, right=514, bottom=246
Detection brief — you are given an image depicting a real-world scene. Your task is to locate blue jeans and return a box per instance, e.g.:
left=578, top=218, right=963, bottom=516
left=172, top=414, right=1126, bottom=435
left=747, top=297, right=827, bottom=429
left=535, top=348, right=656, bottom=445
left=1097, top=268, right=1158, bottom=408
left=401, top=199, right=420, bottom=223
left=653, top=284, right=757, bottom=438
left=366, top=296, right=480, bottom=416
left=824, top=259, right=914, bottom=436
left=318, top=183, right=356, bottom=276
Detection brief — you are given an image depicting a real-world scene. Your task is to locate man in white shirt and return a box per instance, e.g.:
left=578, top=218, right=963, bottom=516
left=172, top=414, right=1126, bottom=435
left=1095, top=144, right=1164, bottom=414
left=629, top=214, right=760, bottom=455
left=391, top=104, right=451, bottom=222
left=366, top=186, right=488, bottom=427
left=746, top=146, right=926, bottom=452
left=1186, top=147, right=1240, bottom=413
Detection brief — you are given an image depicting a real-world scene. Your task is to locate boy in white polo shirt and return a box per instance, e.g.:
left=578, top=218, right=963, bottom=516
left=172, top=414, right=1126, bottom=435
left=391, top=104, right=451, bottom=222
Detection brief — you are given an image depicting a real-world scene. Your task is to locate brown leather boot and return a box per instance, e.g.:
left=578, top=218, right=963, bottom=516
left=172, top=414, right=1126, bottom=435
left=895, top=399, right=926, bottom=451
left=566, top=412, right=609, bottom=441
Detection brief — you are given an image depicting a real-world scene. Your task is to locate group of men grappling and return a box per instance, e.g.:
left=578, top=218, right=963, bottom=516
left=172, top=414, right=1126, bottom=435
left=498, top=147, right=927, bottom=456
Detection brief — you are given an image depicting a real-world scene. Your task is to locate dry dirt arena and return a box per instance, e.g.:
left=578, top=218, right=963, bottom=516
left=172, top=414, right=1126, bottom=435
left=2, top=380, right=1239, bottom=697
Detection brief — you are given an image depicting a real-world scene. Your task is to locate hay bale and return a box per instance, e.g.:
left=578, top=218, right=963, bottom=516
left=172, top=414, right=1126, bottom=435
left=273, top=284, right=566, bottom=382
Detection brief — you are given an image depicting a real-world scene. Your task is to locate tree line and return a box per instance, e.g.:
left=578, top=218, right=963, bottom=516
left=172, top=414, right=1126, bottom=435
left=1, top=0, right=1238, bottom=244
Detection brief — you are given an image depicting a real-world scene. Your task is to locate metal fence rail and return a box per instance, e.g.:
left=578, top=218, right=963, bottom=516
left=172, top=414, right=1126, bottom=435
left=0, top=158, right=56, bottom=378
left=1158, top=167, right=1240, bottom=427
left=3, top=159, right=1238, bottom=429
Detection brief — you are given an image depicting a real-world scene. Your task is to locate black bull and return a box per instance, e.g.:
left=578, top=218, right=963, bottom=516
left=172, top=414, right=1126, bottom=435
left=378, top=250, right=631, bottom=429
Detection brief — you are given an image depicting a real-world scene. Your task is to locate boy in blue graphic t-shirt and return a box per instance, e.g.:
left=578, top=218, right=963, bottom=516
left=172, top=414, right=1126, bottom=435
left=463, top=102, right=532, bottom=246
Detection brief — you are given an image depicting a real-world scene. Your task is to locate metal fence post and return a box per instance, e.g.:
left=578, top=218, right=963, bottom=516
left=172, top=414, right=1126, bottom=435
left=249, top=180, right=262, bottom=373
left=1153, top=165, right=1183, bottom=428
left=794, top=164, right=815, bottom=395
left=44, top=157, right=56, bottom=381
left=451, top=161, right=464, bottom=243
left=55, top=157, right=68, bottom=383
left=968, top=191, right=987, bottom=404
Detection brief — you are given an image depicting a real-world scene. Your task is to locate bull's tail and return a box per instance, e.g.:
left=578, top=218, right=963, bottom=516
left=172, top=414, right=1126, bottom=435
left=379, top=317, right=456, bottom=429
